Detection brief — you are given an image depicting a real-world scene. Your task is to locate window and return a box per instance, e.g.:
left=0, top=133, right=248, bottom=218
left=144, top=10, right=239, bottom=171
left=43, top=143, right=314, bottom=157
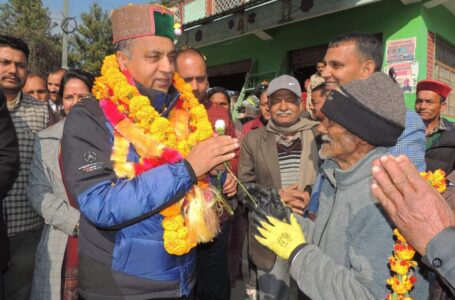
left=435, top=37, right=455, bottom=117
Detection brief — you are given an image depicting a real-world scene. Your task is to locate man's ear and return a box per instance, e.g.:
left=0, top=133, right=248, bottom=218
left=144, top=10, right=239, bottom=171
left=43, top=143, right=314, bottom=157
left=116, top=51, right=128, bottom=71
left=441, top=100, right=448, bottom=113
left=361, top=59, right=376, bottom=78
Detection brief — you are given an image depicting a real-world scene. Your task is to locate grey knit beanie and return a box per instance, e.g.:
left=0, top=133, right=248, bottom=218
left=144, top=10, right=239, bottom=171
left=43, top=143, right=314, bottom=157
left=321, top=72, right=406, bottom=147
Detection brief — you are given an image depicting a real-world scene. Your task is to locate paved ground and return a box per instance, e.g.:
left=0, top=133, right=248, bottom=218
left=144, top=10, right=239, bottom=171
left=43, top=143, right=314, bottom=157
left=230, top=237, right=251, bottom=300
left=229, top=237, right=300, bottom=300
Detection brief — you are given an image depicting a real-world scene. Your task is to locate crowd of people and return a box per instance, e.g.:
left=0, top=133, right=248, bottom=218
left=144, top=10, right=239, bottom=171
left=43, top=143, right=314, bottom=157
left=0, top=3, right=454, bottom=300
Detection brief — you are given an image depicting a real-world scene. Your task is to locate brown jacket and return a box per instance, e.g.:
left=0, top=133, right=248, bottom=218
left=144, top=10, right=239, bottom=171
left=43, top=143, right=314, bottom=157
left=238, top=121, right=319, bottom=190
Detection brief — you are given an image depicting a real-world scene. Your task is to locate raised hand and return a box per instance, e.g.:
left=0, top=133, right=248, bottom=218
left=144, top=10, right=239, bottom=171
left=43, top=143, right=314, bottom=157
left=371, top=154, right=455, bottom=255
left=186, top=136, right=238, bottom=177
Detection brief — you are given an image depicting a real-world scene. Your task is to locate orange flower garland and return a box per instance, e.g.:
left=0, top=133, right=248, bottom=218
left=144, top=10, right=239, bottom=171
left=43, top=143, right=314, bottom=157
left=386, top=169, right=447, bottom=299
left=93, top=55, right=218, bottom=256
left=386, top=229, right=418, bottom=299
left=420, top=169, right=447, bottom=193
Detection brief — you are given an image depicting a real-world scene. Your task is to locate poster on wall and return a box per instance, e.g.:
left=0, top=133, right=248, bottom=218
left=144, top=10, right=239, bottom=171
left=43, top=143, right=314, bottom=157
left=386, top=37, right=417, bottom=64
left=383, top=61, right=419, bottom=93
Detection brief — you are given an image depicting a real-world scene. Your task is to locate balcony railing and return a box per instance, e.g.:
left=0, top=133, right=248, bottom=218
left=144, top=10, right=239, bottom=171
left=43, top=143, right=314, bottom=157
left=170, top=0, right=267, bottom=25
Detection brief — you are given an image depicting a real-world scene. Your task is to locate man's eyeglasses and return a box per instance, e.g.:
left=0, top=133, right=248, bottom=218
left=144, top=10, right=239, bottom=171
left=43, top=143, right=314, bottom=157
left=0, top=59, right=28, bottom=70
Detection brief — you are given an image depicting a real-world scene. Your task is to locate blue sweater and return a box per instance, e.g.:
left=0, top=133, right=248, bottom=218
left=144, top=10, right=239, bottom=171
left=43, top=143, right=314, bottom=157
left=61, top=97, right=197, bottom=299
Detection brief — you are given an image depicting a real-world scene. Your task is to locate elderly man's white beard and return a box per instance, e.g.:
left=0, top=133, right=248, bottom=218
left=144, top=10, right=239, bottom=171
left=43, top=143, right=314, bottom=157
left=318, top=134, right=332, bottom=160
left=318, top=133, right=358, bottom=162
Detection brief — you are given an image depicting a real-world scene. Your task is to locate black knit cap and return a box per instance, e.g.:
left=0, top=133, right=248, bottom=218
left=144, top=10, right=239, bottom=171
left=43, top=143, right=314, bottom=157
left=321, top=72, right=406, bottom=147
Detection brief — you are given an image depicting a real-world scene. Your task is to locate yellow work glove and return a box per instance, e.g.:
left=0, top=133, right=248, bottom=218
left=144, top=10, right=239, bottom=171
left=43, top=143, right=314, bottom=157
left=254, top=214, right=306, bottom=260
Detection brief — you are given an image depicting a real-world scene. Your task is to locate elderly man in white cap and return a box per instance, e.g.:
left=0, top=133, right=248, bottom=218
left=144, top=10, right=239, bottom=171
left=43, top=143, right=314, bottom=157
left=239, top=74, right=319, bottom=299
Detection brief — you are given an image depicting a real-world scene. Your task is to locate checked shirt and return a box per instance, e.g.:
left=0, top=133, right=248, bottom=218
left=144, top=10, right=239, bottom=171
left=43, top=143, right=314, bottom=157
left=4, top=92, right=48, bottom=236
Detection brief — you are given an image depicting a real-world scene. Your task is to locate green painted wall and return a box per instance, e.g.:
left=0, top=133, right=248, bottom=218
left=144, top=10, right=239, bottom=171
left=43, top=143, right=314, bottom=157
left=199, top=0, right=435, bottom=108
left=380, top=3, right=427, bottom=107
left=423, top=4, right=455, bottom=46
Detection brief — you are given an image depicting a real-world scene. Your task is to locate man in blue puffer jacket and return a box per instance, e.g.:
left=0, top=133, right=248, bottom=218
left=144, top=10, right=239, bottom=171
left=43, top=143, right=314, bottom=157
left=60, top=4, right=239, bottom=300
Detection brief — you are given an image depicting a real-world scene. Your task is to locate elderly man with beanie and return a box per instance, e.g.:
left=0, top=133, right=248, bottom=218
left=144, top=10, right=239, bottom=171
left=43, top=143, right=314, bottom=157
left=252, top=73, right=429, bottom=299
left=239, top=74, right=319, bottom=299
left=60, top=4, right=238, bottom=299
left=415, top=79, right=455, bottom=173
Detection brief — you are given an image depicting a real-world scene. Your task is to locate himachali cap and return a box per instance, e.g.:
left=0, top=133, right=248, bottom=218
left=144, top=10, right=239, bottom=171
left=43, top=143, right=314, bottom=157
left=111, top=4, right=176, bottom=43
left=267, top=75, right=302, bottom=99
left=416, top=79, right=452, bottom=100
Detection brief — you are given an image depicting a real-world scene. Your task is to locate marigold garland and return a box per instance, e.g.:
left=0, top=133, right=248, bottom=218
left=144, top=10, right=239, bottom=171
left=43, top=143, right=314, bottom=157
left=93, top=55, right=219, bottom=256
left=420, top=169, right=447, bottom=193
left=386, top=169, right=447, bottom=299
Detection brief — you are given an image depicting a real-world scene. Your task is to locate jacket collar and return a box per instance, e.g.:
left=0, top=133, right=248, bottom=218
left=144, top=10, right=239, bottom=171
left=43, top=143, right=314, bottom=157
left=135, top=81, right=180, bottom=117
left=38, top=119, right=65, bottom=139
left=321, top=147, right=388, bottom=188
left=259, top=129, right=281, bottom=187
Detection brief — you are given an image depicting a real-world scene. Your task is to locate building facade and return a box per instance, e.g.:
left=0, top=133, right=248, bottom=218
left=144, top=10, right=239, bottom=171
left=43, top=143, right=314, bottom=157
left=176, top=0, right=455, bottom=116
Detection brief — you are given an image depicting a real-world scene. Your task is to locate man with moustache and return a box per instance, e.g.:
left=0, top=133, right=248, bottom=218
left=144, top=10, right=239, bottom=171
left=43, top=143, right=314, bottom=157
left=414, top=79, right=455, bottom=173
left=239, top=74, right=319, bottom=299
left=0, top=35, right=48, bottom=300
left=254, top=73, right=429, bottom=299
left=23, top=73, right=62, bottom=126
left=61, top=4, right=238, bottom=299
left=22, top=73, right=49, bottom=102
left=321, top=32, right=426, bottom=171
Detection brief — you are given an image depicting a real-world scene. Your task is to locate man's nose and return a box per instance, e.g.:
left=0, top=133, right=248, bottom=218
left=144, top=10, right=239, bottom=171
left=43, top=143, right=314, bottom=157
left=160, top=56, right=174, bottom=74
left=278, top=99, right=288, bottom=110
left=320, top=64, right=330, bottom=79
left=6, top=62, right=18, bottom=74
left=190, top=79, right=198, bottom=92
left=316, top=121, right=328, bottom=135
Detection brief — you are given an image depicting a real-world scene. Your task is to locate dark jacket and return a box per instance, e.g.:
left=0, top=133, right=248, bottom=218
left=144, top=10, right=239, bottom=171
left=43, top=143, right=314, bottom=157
left=427, top=171, right=455, bottom=300
left=0, top=91, right=20, bottom=270
left=61, top=96, right=197, bottom=299
left=46, top=103, right=64, bottom=127
left=426, top=118, right=455, bottom=174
